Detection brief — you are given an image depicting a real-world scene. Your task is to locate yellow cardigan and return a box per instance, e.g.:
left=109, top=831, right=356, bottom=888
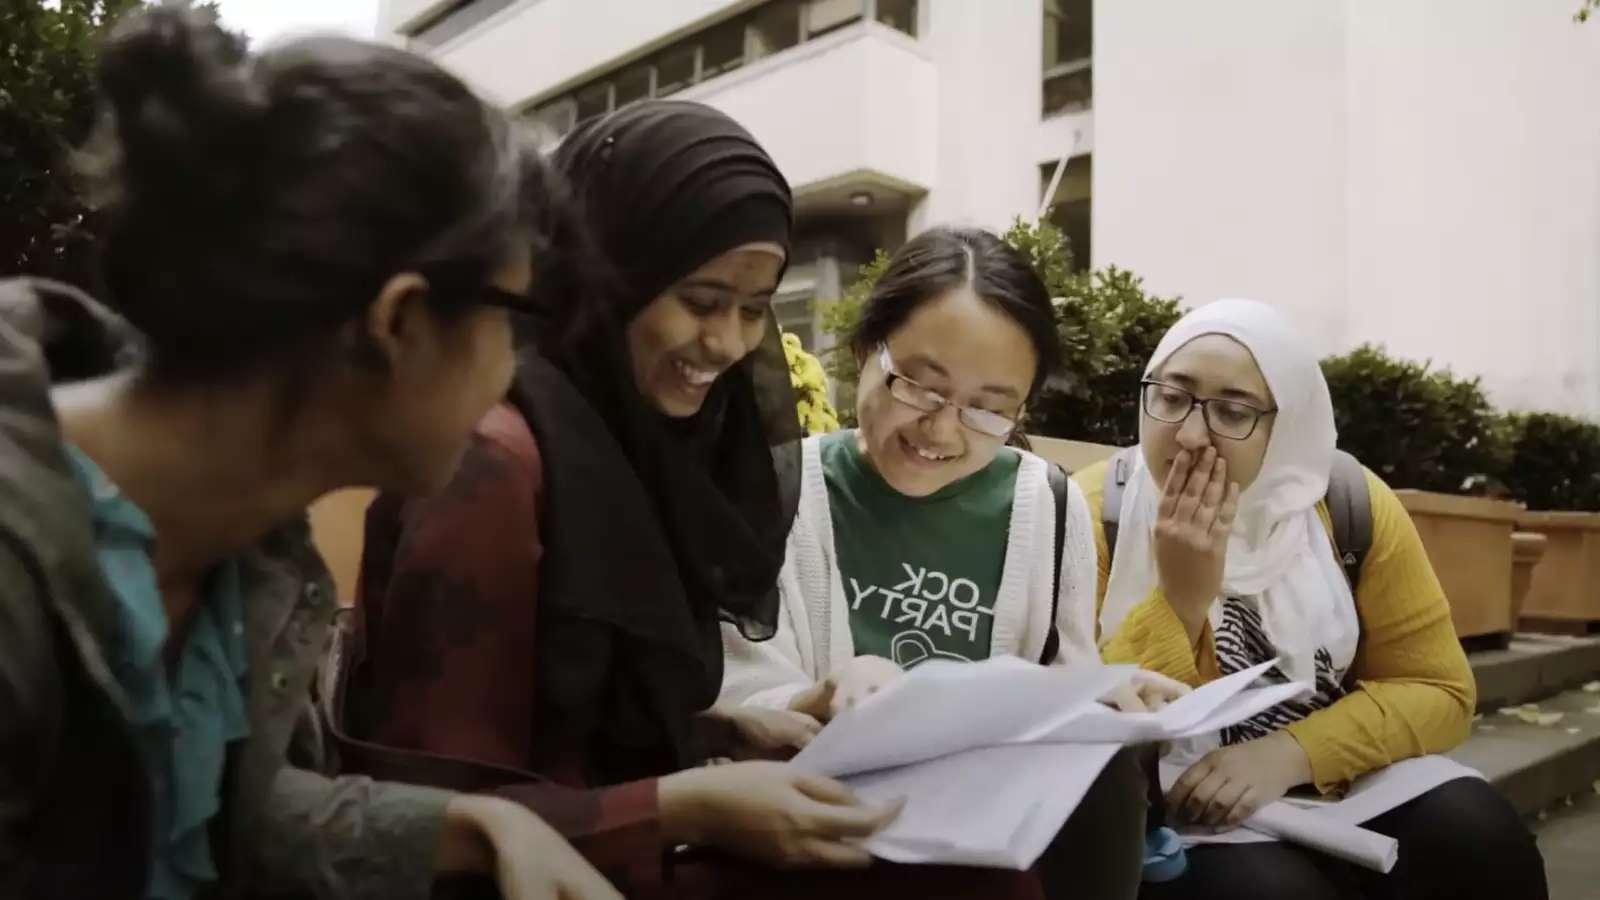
left=1077, top=459, right=1476, bottom=793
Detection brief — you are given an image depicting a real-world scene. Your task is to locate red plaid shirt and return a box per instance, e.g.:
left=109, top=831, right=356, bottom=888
left=354, top=404, right=666, bottom=891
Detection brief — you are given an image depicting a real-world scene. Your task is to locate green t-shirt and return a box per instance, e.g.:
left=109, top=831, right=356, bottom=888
left=821, top=430, right=1020, bottom=669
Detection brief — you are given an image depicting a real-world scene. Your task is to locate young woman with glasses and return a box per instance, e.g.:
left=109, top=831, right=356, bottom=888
left=1079, top=299, right=1544, bottom=900
left=719, top=225, right=1156, bottom=900
left=0, top=6, right=619, bottom=898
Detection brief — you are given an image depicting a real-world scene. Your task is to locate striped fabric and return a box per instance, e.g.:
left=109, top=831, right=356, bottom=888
left=1213, top=597, right=1346, bottom=746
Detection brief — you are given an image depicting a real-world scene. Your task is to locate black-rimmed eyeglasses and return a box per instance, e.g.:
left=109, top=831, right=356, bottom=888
left=1140, top=379, right=1276, bottom=441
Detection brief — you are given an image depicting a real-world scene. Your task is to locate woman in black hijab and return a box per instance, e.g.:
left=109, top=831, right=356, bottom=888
left=330, top=101, right=1047, bottom=898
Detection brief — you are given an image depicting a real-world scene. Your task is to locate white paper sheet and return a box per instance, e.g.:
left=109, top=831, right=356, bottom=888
left=1247, top=802, right=1399, bottom=872
left=848, top=742, right=1122, bottom=869
left=1042, top=661, right=1310, bottom=744
left=792, top=657, right=1135, bottom=777
left=1158, top=755, right=1484, bottom=871
left=1278, top=755, right=1483, bottom=824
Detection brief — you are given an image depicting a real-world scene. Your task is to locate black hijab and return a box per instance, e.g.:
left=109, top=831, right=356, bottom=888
left=510, top=101, right=802, bottom=782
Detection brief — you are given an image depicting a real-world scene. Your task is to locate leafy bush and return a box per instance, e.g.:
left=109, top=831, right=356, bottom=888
left=2, top=1, right=236, bottom=286
left=817, top=219, right=1181, bottom=443
left=1320, top=344, right=1511, bottom=494
left=1030, top=265, right=1182, bottom=446
left=1500, top=413, right=1600, bottom=511
left=817, top=250, right=891, bottom=427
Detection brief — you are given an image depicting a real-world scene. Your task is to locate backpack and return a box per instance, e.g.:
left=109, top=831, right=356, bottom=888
left=1098, top=446, right=1373, bottom=591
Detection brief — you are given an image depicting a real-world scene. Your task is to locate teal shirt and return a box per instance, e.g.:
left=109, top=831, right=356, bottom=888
left=64, top=446, right=251, bottom=900
left=820, top=430, right=1020, bottom=668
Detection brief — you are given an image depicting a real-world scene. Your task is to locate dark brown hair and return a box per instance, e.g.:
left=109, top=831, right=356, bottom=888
left=851, top=226, right=1063, bottom=398
left=82, top=3, right=525, bottom=376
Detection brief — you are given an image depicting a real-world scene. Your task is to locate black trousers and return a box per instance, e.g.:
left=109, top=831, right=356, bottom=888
left=1139, top=776, right=1547, bottom=900
left=1035, top=746, right=1151, bottom=900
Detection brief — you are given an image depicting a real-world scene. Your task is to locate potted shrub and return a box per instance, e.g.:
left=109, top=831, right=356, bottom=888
left=1502, top=413, right=1600, bottom=633
left=1322, top=346, right=1522, bottom=644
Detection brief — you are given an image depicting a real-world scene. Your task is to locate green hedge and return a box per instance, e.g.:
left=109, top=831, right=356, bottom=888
left=1501, top=413, right=1600, bottom=511
left=1029, top=265, right=1182, bottom=446
left=1320, top=345, right=1512, bottom=495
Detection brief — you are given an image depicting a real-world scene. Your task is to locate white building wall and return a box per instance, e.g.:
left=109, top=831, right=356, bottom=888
left=377, top=1, right=1080, bottom=234
left=908, top=0, right=1055, bottom=234
left=381, top=0, right=1599, bottom=419
left=379, top=0, right=755, bottom=105
left=1341, top=0, right=1600, bottom=418
left=1096, top=0, right=1600, bottom=418
left=676, top=26, right=939, bottom=194
left=1093, top=0, right=1353, bottom=351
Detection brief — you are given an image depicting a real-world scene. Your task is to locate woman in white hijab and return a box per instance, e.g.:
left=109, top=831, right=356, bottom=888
left=1082, top=299, right=1544, bottom=900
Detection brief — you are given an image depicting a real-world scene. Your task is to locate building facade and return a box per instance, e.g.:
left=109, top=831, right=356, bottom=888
left=377, top=0, right=1600, bottom=419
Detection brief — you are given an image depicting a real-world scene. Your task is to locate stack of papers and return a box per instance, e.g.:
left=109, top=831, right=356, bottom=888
left=790, top=657, right=1308, bottom=869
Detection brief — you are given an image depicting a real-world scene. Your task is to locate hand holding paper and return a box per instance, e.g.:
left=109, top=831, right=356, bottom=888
left=1166, top=731, right=1312, bottom=828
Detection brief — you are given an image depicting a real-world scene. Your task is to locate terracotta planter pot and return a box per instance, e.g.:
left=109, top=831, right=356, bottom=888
left=1027, top=436, right=1119, bottom=473
left=309, top=488, right=377, bottom=607
left=1514, top=512, right=1600, bottom=634
left=1395, top=491, right=1524, bottom=643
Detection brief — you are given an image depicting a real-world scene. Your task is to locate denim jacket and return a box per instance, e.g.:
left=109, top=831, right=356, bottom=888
left=0, top=277, right=453, bottom=899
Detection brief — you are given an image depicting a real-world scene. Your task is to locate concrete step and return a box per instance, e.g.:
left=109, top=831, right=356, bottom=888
left=1449, top=685, right=1600, bottom=816
left=1468, top=633, right=1600, bottom=712
left=1531, top=784, right=1600, bottom=899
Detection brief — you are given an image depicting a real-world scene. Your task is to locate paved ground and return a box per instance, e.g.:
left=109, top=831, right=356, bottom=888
left=1535, top=787, right=1600, bottom=899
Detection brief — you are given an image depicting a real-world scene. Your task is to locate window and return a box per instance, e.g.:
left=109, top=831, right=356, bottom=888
left=574, top=81, right=611, bottom=124
left=1043, top=0, right=1091, bottom=67
left=613, top=64, right=651, bottom=108
left=701, top=17, right=746, bottom=78
left=748, top=1, right=801, bottom=61
left=530, top=0, right=913, bottom=140
left=653, top=45, right=698, bottom=98
left=408, top=0, right=515, bottom=49
left=802, top=0, right=861, bottom=39
left=775, top=296, right=817, bottom=350
left=1043, top=64, right=1092, bottom=116
left=876, top=0, right=917, bottom=36
left=1039, top=155, right=1092, bottom=273
left=531, top=98, right=576, bottom=137
left=1042, top=0, right=1092, bottom=116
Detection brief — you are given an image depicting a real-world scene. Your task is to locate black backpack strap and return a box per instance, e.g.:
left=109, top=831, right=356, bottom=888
left=1042, top=461, right=1070, bottom=664
left=1101, top=446, right=1138, bottom=570
left=1326, top=450, right=1372, bottom=592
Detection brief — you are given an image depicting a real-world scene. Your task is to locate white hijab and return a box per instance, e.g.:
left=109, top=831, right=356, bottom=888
left=1098, top=299, right=1358, bottom=686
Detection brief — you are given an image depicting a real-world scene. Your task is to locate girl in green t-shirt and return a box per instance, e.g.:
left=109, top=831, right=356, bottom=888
left=721, top=226, right=1161, bottom=899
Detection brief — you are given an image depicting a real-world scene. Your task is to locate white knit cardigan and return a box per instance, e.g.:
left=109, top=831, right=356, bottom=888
left=720, top=434, right=1100, bottom=709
